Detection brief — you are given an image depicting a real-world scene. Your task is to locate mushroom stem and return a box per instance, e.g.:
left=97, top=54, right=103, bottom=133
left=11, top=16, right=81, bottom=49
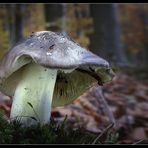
left=10, top=63, right=57, bottom=126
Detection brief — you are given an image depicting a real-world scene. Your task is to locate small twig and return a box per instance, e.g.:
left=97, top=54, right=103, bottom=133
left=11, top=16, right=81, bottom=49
left=132, top=139, right=145, bottom=145
left=92, top=123, right=114, bottom=144
left=95, top=85, right=116, bottom=126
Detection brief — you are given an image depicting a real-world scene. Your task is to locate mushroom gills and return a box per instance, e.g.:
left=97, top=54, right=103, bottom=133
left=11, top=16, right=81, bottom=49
left=52, top=66, right=114, bottom=107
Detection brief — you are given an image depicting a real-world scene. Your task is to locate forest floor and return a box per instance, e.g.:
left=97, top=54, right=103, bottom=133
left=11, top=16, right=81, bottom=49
left=52, top=71, right=148, bottom=144
left=0, top=71, right=148, bottom=144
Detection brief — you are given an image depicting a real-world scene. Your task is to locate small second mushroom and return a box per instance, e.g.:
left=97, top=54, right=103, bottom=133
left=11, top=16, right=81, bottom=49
left=0, top=31, right=115, bottom=126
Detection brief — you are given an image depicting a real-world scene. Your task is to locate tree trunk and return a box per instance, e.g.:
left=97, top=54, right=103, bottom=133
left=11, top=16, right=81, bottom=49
left=89, top=4, right=127, bottom=65
left=5, top=4, right=26, bottom=47
left=44, top=4, right=65, bottom=32
left=141, top=6, right=148, bottom=67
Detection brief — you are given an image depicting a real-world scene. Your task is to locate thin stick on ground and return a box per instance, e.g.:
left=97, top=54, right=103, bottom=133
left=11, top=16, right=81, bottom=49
left=92, top=122, right=114, bottom=144
left=132, top=139, right=145, bottom=145
left=95, top=84, right=116, bottom=126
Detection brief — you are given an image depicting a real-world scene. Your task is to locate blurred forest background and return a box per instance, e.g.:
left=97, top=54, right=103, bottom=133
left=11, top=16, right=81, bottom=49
left=0, top=3, right=148, bottom=144
left=0, top=3, right=148, bottom=67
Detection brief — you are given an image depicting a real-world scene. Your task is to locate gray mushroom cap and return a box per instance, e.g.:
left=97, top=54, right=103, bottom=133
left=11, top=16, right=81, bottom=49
left=0, top=31, right=115, bottom=107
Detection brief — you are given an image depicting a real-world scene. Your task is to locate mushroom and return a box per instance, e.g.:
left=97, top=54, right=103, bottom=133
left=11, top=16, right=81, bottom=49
left=0, top=31, right=115, bottom=126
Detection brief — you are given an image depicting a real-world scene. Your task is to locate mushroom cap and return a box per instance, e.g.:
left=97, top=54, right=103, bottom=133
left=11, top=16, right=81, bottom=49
left=0, top=31, right=115, bottom=107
